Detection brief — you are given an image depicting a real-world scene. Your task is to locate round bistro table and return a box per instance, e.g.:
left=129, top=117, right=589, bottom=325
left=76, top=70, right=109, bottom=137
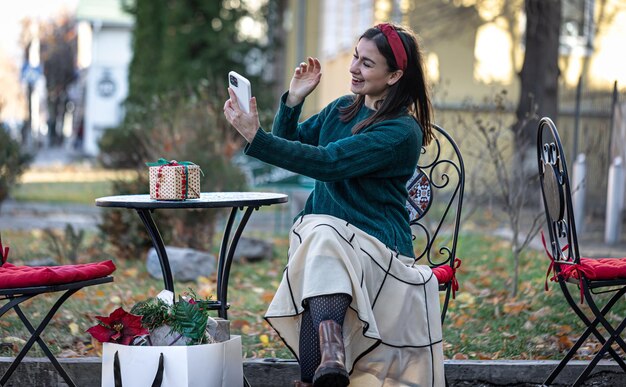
left=96, top=192, right=288, bottom=319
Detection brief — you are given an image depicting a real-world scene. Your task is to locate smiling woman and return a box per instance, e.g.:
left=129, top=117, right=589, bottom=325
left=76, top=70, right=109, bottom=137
left=223, top=23, right=442, bottom=387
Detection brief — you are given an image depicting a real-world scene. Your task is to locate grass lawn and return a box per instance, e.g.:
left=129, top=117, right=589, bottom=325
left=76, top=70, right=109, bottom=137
left=12, top=167, right=136, bottom=204
left=1, top=228, right=623, bottom=361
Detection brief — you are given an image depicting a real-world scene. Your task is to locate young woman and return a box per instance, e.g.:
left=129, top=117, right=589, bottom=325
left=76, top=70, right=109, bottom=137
left=224, top=23, right=444, bottom=387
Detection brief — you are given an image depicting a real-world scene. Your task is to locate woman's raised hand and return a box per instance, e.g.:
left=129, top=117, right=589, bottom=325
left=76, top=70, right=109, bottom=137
left=286, top=57, right=322, bottom=107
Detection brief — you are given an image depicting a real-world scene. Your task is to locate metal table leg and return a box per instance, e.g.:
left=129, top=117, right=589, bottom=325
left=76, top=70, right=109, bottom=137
left=136, top=209, right=175, bottom=295
left=216, top=206, right=256, bottom=319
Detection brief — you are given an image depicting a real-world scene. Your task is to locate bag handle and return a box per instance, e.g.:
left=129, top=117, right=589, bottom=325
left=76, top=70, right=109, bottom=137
left=114, top=351, right=165, bottom=387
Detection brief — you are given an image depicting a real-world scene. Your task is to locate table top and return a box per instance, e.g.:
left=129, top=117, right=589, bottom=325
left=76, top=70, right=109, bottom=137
left=95, top=192, right=288, bottom=209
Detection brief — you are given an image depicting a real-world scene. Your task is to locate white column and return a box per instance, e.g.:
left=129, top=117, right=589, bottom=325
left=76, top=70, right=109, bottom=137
left=572, top=154, right=586, bottom=234
left=605, top=157, right=624, bottom=244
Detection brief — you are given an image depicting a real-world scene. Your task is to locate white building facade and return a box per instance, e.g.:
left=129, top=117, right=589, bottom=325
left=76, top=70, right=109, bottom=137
left=76, top=0, right=133, bottom=156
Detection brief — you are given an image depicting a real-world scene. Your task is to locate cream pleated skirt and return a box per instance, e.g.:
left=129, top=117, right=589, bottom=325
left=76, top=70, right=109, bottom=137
left=265, top=214, right=445, bottom=387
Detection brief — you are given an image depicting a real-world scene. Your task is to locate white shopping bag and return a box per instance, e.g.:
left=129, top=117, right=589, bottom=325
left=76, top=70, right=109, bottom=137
left=102, top=336, right=243, bottom=387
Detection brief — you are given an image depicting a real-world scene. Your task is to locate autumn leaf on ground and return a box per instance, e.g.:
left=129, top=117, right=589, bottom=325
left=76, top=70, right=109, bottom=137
left=501, top=332, right=517, bottom=339
left=123, top=267, right=139, bottom=278
left=555, top=324, right=573, bottom=335
left=259, top=334, right=270, bottom=346
left=58, top=349, right=80, bottom=358
left=503, top=300, right=530, bottom=315
left=529, top=306, right=551, bottom=321
left=455, top=293, right=475, bottom=306
left=261, top=291, right=275, bottom=304
left=557, top=335, right=574, bottom=350
left=453, top=313, right=471, bottom=328
left=69, top=322, right=80, bottom=336
left=453, top=353, right=469, bottom=360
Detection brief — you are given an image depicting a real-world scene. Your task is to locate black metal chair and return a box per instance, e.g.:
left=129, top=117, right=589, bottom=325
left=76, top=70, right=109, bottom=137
left=537, top=117, right=626, bottom=386
left=406, top=124, right=465, bottom=323
left=0, top=234, right=115, bottom=387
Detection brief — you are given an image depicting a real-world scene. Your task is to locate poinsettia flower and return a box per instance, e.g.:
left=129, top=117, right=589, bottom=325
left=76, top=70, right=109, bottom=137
left=86, top=307, right=148, bottom=345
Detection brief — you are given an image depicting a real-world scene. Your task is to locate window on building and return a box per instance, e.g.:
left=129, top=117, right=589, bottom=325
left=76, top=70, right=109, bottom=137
left=321, top=0, right=373, bottom=58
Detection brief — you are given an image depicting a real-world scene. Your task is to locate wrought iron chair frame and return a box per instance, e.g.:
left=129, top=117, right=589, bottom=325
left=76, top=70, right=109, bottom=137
left=537, top=117, right=626, bottom=386
left=407, top=124, right=465, bottom=323
left=0, top=274, right=113, bottom=387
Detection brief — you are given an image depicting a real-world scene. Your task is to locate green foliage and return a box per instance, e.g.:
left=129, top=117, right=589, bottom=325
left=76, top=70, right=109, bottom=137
left=131, top=297, right=172, bottom=331
left=170, top=297, right=208, bottom=343
left=130, top=293, right=211, bottom=345
left=0, top=126, right=32, bottom=210
left=123, top=0, right=273, bottom=110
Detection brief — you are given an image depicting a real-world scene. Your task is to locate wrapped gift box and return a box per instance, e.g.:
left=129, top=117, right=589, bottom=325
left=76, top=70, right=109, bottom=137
left=148, top=160, right=201, bottom=200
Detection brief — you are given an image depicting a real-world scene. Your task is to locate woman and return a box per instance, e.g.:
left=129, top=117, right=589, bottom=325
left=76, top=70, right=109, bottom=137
left=224, top=23, right=444, bottom=387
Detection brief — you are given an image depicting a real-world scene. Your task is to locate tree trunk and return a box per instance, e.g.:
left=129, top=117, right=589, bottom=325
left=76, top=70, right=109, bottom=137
left=514, top=0, right=561, bottom=153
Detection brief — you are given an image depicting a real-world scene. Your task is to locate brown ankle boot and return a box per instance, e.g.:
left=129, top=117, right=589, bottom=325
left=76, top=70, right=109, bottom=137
left=293, top=381, right=313, bottom=387
left=313, top=320, right=350, bottom=386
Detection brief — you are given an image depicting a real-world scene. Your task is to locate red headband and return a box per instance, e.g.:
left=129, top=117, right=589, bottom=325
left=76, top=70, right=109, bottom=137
left=376, top=23, right=407, bottom=71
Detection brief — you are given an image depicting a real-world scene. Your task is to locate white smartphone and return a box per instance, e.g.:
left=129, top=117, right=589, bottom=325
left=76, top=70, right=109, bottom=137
left=228, top=71, right=252, bottom=113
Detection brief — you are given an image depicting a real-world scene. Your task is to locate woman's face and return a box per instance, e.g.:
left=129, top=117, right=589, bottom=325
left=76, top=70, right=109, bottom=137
left=349, top=38, right=401, bottom=109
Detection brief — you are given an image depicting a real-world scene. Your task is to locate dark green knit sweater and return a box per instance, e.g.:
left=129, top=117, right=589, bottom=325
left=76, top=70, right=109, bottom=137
left=245, top=94, right=422, bottom=257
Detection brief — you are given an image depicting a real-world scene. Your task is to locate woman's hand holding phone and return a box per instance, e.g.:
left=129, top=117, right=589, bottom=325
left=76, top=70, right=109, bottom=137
left=224, top=73, right=259, bottom=143
left=286, top=57, right=322, bottom=107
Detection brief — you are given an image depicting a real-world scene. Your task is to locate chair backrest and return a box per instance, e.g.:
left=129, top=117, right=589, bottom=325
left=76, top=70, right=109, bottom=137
left=536, top=117, right=580, bottom=266
left=406, top=124, right=465, bottom=321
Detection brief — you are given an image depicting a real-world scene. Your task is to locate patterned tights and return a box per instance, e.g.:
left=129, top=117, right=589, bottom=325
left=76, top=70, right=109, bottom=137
left=298, top=293, right=352, bottom=383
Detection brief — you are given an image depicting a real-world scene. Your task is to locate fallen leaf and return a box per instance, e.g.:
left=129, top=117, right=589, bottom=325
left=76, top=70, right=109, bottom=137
left=503, top=300, right=530, bottom=315
left=124, top=268, right=139, bottom=278
left=529, top=306, right=551, bottom=321
left=558, top=335, right=574, bottom=350
left=261, top=291, right=275, bottom=304
left=2, top=337, right=26, bottom=345
left=455, top=293, right=475, bottom=306
left=69, top=322, right=80, bottom=336
left=452, top=353, right=468, bottom=360
left=501, top=332, right=517, bottom=339
left=58, top=349, right=80, bottom=358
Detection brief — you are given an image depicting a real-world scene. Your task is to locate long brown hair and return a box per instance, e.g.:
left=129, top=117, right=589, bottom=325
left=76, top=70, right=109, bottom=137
left=339, top=24, right=434, bottom=145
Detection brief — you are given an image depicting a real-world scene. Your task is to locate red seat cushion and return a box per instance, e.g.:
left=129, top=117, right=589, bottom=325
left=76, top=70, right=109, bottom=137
left=432, top=265, right=454, bottom=283
left=431, top=258, right=461, bottom=298
left=0, top=260, right=116, bottom=289
left=559, top=257, right=626, bottom=281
